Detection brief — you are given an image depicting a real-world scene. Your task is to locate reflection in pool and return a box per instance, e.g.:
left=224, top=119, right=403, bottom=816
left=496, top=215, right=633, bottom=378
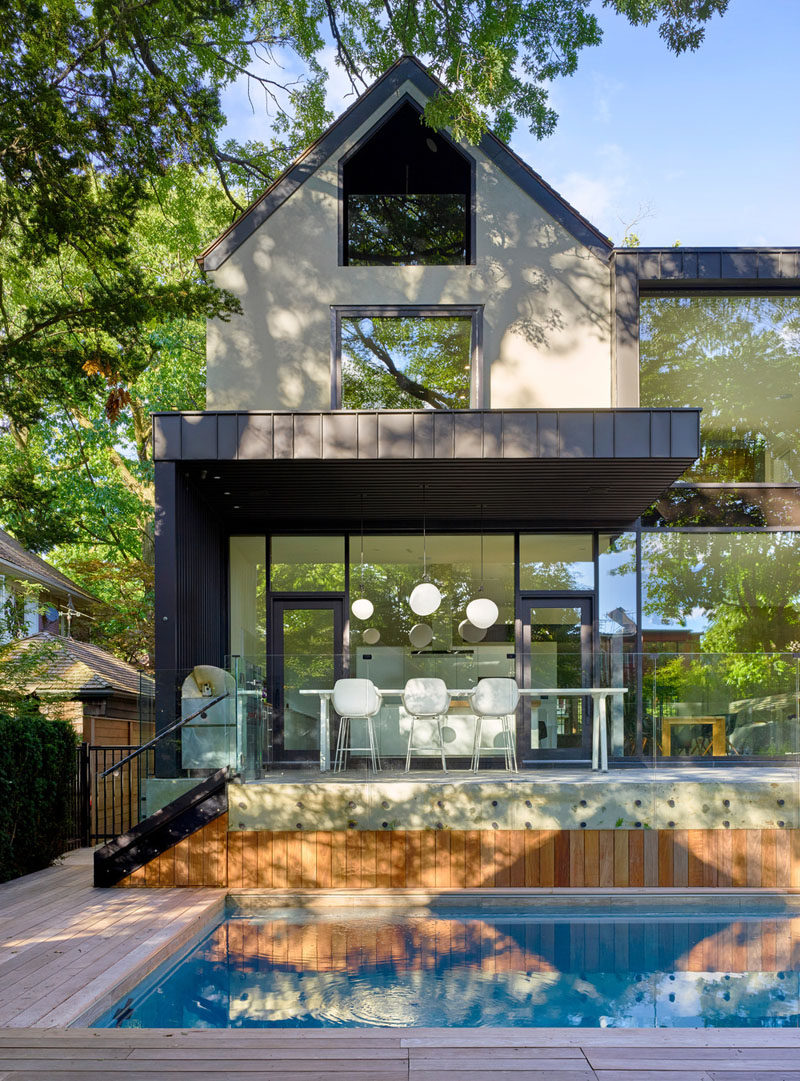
left=96, top=909, right=800, bottom=1028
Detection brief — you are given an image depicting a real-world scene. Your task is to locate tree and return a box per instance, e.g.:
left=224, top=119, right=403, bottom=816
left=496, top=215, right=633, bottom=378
left=0, top=168, right=233, bottom=665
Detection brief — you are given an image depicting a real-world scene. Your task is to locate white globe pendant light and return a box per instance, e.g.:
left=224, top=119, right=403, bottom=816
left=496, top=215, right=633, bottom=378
left=363, top=627, right=381, bottom=645
left=459, top=619, right=487, bottom=643
left=409, top=483, right=442, bottom=616
left=409, top=623, right=434, bottom=648
left=409, top=581, right=441, bottom=616
left=466, top=596, right=499, bottom=630
left=351, top=597, right=374, bottom=620
left=466, top=503, right=499, bottom=630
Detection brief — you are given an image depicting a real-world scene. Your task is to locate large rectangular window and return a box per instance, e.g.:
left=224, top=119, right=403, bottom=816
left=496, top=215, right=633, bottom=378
left=334, top=307, right=479, bottom=410
left=640, top=293, right=800, bottom=482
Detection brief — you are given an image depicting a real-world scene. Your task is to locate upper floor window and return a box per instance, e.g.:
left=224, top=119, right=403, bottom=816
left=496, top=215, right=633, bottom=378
left=341, top=102, right=473, bottom=267
left=639, top=292, right=800, bottom=483
left=332, top=306, right=480, bottom=409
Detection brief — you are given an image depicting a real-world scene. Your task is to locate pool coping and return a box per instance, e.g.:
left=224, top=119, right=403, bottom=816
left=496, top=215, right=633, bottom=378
left=228, top=885, right=800, bottom=911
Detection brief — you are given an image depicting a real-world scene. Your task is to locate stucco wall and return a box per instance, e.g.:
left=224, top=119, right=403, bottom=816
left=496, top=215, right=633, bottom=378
left=206, top=81, right=613, bottom=412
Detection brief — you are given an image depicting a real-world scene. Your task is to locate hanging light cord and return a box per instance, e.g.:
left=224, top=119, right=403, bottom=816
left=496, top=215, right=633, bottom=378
left=422, top=483, right=427, bottom=581
left=479, top=502, right=485, bottom=594
left=359, top=492, right=365, bottom=592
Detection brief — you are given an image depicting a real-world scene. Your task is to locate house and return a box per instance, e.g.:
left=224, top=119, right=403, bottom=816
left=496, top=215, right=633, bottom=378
left=0, top=527, right=95, bottom=641
left=97, top=58, right=800, bottom=889
left=6, top=632, right=150, bottom=746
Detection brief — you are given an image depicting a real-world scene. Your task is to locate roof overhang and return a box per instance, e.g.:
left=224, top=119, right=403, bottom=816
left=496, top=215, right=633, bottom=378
left=154, top=409, right=700, bottom=529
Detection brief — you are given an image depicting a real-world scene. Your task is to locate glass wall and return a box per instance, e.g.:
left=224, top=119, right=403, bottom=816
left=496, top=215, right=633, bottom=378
left=641, top=530, right=800, bottom=758
left=270, top=535, right=345, bottom=592
left=640, top=293, right=800, bottom=482
left=598, top=533, right=639, bottom=755
left=520, top=534, right=594, bottom=590
left=229, top=536, right=266, bottom=679
left=349, top=534, right=514, bottom=759
left=228, top=527, right=800, bottom=764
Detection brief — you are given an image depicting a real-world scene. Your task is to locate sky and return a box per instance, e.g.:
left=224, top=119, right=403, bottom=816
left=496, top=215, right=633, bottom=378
left=220, top=0, right=800, bottom=248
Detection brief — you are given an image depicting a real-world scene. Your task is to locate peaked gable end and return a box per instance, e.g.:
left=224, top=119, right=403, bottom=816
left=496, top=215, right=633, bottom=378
left=199, top=56, right=612, bottom=271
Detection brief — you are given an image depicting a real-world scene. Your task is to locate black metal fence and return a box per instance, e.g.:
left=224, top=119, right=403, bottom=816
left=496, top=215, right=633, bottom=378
left=63, top=742, right=91, bottom=851
left=89, top=745, right=150, bottom=843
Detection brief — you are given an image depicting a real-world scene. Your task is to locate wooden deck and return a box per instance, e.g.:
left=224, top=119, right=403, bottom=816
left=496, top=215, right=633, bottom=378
left=1, top=851, right=799, bottom=1078
left=1, top=1027, right=800, bottom=1079
left=0, top=849, right=224, bottom=1028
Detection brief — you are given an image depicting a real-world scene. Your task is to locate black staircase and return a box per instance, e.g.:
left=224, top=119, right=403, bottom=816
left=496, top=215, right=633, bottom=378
left=93, top=767, right=229, bottom=887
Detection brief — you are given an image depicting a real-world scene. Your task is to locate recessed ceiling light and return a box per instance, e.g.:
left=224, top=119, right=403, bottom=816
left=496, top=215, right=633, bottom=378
left=234, top=505, right=240, bottom=509
left=213, top=475, right=221, bottom=479
left=224, top=491, right=231, bottom=495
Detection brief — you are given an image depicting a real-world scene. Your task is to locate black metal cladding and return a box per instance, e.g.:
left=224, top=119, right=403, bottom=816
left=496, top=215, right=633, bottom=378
left=154, top=462, right=225, bottom=730
left=151, top=408, right=700, bottom=528
left=154, top=408, right=700, bottom=464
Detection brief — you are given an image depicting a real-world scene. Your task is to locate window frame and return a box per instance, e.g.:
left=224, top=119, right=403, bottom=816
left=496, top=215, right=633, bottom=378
left=330, top=304, right=484, bottom=410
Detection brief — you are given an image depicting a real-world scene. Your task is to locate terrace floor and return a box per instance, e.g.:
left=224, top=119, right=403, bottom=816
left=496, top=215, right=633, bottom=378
left=2, top=850, right=800, bottom=1078
left=254, top=764, right=798, bottom=784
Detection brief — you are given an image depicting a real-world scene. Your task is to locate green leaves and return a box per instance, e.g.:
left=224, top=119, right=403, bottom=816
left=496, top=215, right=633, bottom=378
left=605, top=0, right=729, bottom=54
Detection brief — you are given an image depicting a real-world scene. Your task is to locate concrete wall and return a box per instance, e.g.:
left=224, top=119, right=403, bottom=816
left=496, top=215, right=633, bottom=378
left=207, top=79, right=613, bottom=412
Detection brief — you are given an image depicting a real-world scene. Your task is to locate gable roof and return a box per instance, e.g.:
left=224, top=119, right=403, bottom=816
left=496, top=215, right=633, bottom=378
left=0, top=528, right=97, bottom=606
left=6, top=632, right=145, bottom=698
left=198, top=56, right=613, bottom=271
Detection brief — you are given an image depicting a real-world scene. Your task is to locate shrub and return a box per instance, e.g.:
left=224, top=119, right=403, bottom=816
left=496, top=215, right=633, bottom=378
left=0, top=711, right=79, bottom=883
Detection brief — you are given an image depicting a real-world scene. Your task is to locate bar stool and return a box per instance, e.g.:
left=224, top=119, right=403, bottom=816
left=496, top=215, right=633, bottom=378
left=332, top=678, right=383, bottom=772
left=470, top=677, right=519, bottom=772
left=402, top=677, right=450, bottom=772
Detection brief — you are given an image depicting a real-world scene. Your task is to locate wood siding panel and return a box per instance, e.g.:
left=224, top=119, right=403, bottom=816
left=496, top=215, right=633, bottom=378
left=118, top=825, right=800, bottom=890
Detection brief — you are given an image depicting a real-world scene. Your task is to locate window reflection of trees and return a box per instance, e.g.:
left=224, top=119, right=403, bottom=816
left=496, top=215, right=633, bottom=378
left=347, top=194, right=467, bottom=266
left=340, top=316, right=472, bottom=410
left=640, top=294, right=800, bottom=482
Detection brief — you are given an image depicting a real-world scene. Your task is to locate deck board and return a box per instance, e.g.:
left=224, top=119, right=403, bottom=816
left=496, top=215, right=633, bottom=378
left=0, top=851, right=224, bottom=1028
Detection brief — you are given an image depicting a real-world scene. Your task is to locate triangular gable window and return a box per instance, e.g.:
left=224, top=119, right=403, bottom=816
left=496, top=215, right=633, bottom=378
left=341, top=101, right=473, bottom=266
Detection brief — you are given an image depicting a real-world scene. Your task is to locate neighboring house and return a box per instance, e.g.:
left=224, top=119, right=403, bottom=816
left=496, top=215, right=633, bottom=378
left=6, top=632, right=150, bottom=746
left=0, top=528, right=95, bottom=642
left=103, top=58, right=800, bottom=889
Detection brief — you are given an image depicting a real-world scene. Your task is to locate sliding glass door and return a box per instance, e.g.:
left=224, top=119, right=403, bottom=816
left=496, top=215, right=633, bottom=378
left=520, top=596, right=593, bottom=762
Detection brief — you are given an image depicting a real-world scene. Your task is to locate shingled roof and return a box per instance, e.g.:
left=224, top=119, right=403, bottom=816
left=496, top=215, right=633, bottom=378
left=0, top=529, right=96, bottom=605
left=6, top=633, right=145, bottom=698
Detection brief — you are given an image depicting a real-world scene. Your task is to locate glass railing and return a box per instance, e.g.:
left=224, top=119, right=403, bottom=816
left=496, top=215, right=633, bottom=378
left=132, top=652, right=800, bottom=793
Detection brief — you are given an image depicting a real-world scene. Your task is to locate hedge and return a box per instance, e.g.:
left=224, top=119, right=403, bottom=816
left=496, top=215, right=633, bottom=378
left=0, top=711, right=79, bottom=883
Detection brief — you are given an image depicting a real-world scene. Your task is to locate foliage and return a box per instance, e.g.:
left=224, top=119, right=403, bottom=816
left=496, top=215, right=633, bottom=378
left=640, top=294, right=800, bottom=483
left=0, top=711, right=79, bottom=883
left=55, top=557, right=155, bottom=667
left=341, top=315, right=472, bottom=408
left=0, top=168, right=232, bottom=665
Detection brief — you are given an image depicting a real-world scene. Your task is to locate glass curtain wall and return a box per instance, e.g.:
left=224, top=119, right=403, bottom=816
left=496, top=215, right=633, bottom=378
left=640, top=290, right=800, bottom=760
left=349, top=534, right=514, bottom=759
left=640, top=293, right=800, bottom=483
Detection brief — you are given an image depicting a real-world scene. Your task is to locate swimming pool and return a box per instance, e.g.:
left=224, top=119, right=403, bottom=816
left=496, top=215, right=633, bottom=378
left=95, top=903, right=800, bottom=1028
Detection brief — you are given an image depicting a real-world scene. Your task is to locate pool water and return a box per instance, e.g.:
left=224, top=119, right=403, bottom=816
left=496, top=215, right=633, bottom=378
left=95, top=906, right=800, bottom=1028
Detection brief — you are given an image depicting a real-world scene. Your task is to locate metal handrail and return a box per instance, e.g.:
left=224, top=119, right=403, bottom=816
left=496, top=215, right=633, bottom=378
left=99, top=692, right=231, bottom=777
